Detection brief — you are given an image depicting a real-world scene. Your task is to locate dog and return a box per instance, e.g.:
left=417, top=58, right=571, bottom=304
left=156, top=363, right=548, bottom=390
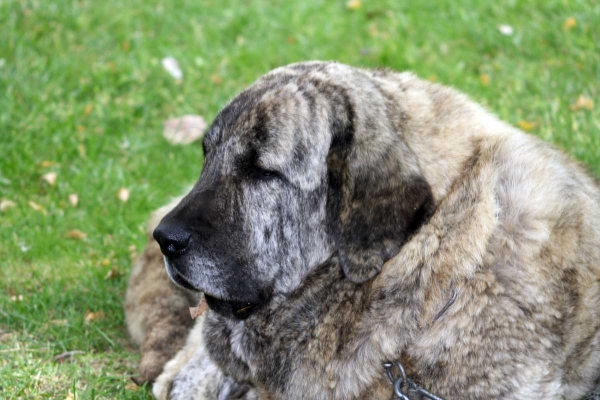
left=126, top=61, right=600, bottom=399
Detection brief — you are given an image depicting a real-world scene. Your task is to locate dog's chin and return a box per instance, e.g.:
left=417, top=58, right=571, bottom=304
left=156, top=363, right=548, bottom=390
left=203, top=294, right=259, bottom=320
left=163, top=257, right=266, bottom=320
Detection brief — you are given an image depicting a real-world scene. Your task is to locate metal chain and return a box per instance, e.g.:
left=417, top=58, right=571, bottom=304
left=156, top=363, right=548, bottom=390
left=384, top=362, right=446, bottom=400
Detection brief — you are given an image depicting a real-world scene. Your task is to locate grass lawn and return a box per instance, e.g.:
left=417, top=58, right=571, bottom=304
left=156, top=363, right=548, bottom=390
left=0, top=0, right=598, bottom=398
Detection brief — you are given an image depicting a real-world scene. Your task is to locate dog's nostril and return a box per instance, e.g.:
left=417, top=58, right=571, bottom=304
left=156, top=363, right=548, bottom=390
left=153, top=224, right=191, bottom=257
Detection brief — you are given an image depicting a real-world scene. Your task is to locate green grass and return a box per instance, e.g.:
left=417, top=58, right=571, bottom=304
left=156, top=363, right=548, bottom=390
left=0, top=0, right=598, bottom=398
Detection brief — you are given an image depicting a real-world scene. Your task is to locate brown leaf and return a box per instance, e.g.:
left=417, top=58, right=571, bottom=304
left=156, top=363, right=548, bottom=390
left=54, top=350, right=85, bottom=363
left=0, top=199, right=16, bottom=212
left=570, top=95, right=594, bottom=111
left=84, top=310, right=105, bottom=324
left=28, top=201, right=47, bottom=215
left=210, top=74, right=223, bottom=84
left=101, top=258, right=111, bottom=266
left=163, top=115, right=207, bottom=145
left=78, top=144, right=87, bottom=158
left=42, top=172, right=58, bottom=186
left=117, top=187, right=130, bottom=202
left=41, top=160, right=58, bottom=168
left=346, top=0, right=362, bottom=10
left=189, top=296, right=208, bottom=320
left=64, top=392, right=75, bottom=400
left=68, top=194, right=79, bottom=207
left=480, top=74, right=490, bottom=86
left=125, top=381, right=139, bottom=391
left=66, top=229, right=87, bottom=240
left=84, top=104, right=94, bottom=115
left=104, top=267, right=120, bottom=280
left=563, top=17, right=576, bottom=31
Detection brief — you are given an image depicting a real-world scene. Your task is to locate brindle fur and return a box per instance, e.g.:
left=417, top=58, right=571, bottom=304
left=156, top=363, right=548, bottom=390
left=126, top=62, right=600, bottom=399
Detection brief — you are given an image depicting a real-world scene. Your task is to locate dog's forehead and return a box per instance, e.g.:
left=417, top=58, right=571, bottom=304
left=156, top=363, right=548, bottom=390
left=204, top=75, right=332, bottom=178
left=204, top=61, right=353, bottom=146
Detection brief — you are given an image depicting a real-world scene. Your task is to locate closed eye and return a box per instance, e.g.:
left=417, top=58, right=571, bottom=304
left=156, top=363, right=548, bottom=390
left=247, top=166, right=279, bottom=181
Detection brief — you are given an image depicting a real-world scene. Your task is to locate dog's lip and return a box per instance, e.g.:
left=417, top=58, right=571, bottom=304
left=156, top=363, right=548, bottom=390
left=164, top=258, right=263, bottom=318
left=165, top=261, right=204, bottom=292
left=166, top=261, right=252, bottom=305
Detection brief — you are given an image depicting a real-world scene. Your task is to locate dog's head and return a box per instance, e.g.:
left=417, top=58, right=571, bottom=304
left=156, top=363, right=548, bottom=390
left=154, top=62, right=434, bottom=318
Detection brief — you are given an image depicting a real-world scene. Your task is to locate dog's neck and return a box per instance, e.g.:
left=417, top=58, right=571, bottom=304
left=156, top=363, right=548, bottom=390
left=397, top=76, right=506, bottom=203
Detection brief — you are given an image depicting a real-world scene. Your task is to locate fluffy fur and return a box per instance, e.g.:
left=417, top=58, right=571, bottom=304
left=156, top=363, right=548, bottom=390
left=126, top=62, right=600, bottom=399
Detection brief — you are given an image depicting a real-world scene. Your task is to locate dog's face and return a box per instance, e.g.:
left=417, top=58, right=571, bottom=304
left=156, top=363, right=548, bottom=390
left=154, top=62, right=434, bottom=318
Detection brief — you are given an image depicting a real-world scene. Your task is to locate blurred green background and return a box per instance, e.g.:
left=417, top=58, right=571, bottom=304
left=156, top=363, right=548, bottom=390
left=0, top=0, right=598, bottom=398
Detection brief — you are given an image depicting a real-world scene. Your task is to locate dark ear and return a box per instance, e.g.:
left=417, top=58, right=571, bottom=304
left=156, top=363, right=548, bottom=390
left=327, top=136, right=434, bottom=284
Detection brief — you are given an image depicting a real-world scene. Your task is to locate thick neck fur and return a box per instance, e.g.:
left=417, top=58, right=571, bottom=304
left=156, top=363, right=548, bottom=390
left=203, top=141, right=500, bottom=399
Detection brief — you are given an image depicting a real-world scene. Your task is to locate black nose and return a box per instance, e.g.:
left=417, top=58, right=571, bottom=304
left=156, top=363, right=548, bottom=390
left=153, top=224, right=191, bottom=258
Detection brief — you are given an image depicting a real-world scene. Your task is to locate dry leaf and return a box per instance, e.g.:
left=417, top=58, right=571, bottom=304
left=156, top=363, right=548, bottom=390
left=368, top=23, right=378, bottom=37
left=161, top=57, right=183, bottom=81
left=517, top=120, right=537, bottom=131
left=480, top=74, right=490, bottom=86
left=346, top=0, right=362, bottom=10
left=42, top=172, right=58, bottom=186
left=563, top=17, right=576, bottom=31
left=28, top=201, right=47, bottom=214
left=84, top=104, right=94, bottom=115
left=117, top=187, right=130, bottom=202
left=163, top=115, right=207, bottom=145
left=498, top=24, right=514, bottom=36
left=66, top=230, right=87, bottom=240
left=570, top=95, right=594, bottom=111
left=10, top=294, right=24, bottom=302
left=104, top=267, right=119, bottom=280
left=69, top=194, right=79, bottom=207
left=41, top=160, right=57, bottom=168
left=0, top=199, right=16, bottom=212
left=84, top=310, right=105, bottom=324
left=189, top=296, right=208, bottom=320
left=125, top=381, right=139, bottom=391
left=65, top=392, right=75, bottom=400
left=286, top=36, right=296, bottom=44
left=54, top=350, right=85, bottom=363
left=78, top=144, right=87, bottom=158
left=210, top=74, right=223, bottom=84
left=101, top=258, right=111, bottom=266
left=122, top=40, right=130, bottom=52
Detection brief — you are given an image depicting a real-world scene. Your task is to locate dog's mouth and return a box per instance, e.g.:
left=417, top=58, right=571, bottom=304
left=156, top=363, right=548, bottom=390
left=164, top=257, right=262, bottom=320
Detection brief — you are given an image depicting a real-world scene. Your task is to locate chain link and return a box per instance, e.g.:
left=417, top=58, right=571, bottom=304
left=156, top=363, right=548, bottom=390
left=384, top=362, right=446, bottom=400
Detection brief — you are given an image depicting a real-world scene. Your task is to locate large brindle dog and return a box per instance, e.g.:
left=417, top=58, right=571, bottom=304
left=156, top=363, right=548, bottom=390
left=125, top=62, right=600, bottom=400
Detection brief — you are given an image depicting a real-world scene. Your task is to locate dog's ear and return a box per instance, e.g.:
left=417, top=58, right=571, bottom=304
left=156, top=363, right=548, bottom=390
left=327, top=120, right=434, bottom=284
